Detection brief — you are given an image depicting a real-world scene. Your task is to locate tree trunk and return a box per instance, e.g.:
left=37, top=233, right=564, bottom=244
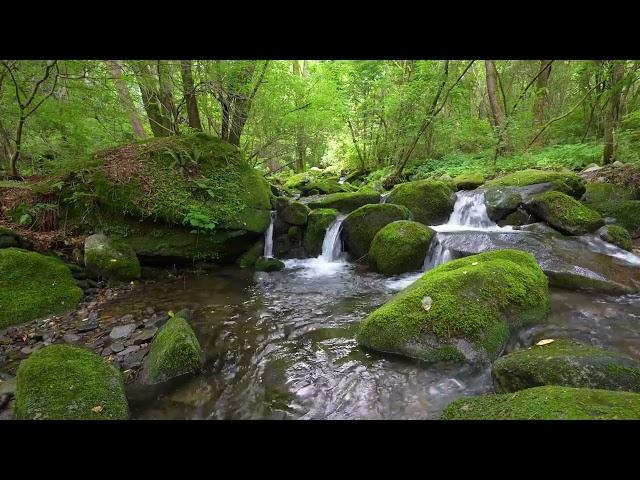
left=105, top=60, right=146, bottom=140
left=602, top=61, right=626, bottom=164
left=9, top=116, right=24, bottom=177
left=157, top=61, right=177, bottom=134
left=131, top=61, right=171, bottom=137
left=485, top=60, right=509, bottom=154
left=293, top=60, right=306, bottom=173
left=179, top=60, right=202, bottom=131
left=533, top=60, right=552, bottom=125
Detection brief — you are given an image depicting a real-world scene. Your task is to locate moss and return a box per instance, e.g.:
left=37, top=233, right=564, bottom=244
left=590, top=200, right=640, bottom=236
left=524, top=190, right=604, bottom=235
left=143, top=315, right=203, bottom=384
left=454, top=172, right=485, bottom=190
left=84, top=234, right=141, bottom=282
left=14, top=344, right=129, bottom=420
left=0, top=226, right=31, bottom=249
left=493, top=339, right=640, bottom=393
left=386, top=180, right=455, bottom=225
left=283, top=172, right=314, bottom=191
left=441, top=385, right=640, bottom=420
left=0, top=248, right=83, bottom=329
left=357, top=250, right=550, bottom=364
left=87, top=134, right=272, bottom=235
left=303, top=208, right=338, bottom=256
left=301, top=179, right=348, bottom=195
left=277, top=200, right=310, bottom=225
left=498, top=209, right=532, bottom=227
left=255, top=256, right=285, bottom=272
left=597, top=225, right=633, bottom=251
left=288, top=226, right=302, bottom=243
left=237, top=239, right=264, bottom=268
left=369, top=220, right=436, bottom=275
left=582, top=182, right=636, bottom=204
left=343, top=204, right=411, bottom=259
left=307, top=188, right=381, bottom=213
left=484, top=169, right=585, bottom=198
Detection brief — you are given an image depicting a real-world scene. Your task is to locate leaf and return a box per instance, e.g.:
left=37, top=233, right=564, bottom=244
left=421, top=296, right=432, bottom=312
left=536, top=339, right=555, bottom=346
left=168, top=310, right=175, bottom=318
left=471, top=262, right=478, bottom=266
left=91, top=405, right=103, bottom=413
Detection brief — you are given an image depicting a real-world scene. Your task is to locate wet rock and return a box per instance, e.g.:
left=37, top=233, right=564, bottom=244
left=596, top=225, right=633, bottom=251
left=119, top=314, right=134, bottom=324
left=255, top=257, right=285, bottom=272
left=0, top=376, right=16, bottom=396
left=20, top=345, right=42, bottom=355
left=121, top=347, right=148, bottom=370
left=132, top=328, right=157, bottom=345
left=62, top=333, right=80, bottom=344
left=117, top=345, right=141, bottom=358
left=369, top=220, right=436, bottom=275
left=110, top=342, right=125, bottom=353
left=385, top=180, right=455, bottom=225
left=523, top=191, right=604, bottom=235
left=109, top=323, right=137, bottom=341
left=144, top=307, right=155, bottom=316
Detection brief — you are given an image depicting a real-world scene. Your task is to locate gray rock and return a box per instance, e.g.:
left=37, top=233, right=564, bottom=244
left=582, top=164, right=603, bottom=173
left=132, top=328, right=157, bottom=345
left=77, top=318, right=99, bottom=332
left=109, top=323, right=137, bottom=341
left=121, top=347, right=149, bottom=370
left=117, top=345, right=140, bottom=358
left=613, top=160, right=625, bottom=167
left=110, top=342, right=125, bottom=353
left=0, top=376, right=16, bottom=396
left=63, top=333, right=80, bottom=344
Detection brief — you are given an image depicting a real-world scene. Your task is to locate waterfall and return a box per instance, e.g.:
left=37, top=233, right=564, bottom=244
left=424, top=235, right=452, bottom=270
left=380, top=192, right=390, bottom=204
left=263, top=211, right=276, bottom=258
left=338, top=175, right=347, bottom=185
left=446, top=191, right=495, bottom=228
left=319, top=215, right=346, bottom=262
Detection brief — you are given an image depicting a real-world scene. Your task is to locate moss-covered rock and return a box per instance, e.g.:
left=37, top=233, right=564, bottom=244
left=300, top=179, right=349, bottom=196
left=0, top=226, right=32, bottom=250
left=357, top=250, right=550, bottom=364
left=142, top=314, right=204, bottom=384
left=582, top=182, right=637, bottom=204
left=493, top=339, right=640, bottom=393
left=441, top=385, right=640, bottom=420
left=497, top=208, right=534, bottom=227
left=287, top=226, right=302, bottom=243
left=453, top=173, right=485, bottom=191
left=14, top=344, right=129, bottom=419
left=277, top=199, right=310, bottom=226
left=303, top=209, right=338, bottom=256
left=84, top=233, right=141, bottom=282
left=0, top=248, right=83, bottom=329
left=307, top=189, right=381, bottom=213
left=590, top=200, right=640, bottom=237
left=255, top=256, right=285, bottom=272
left=523, top=191, right=604, bottom=235
left=342, top=204, right=411, bottom=259
left=483, top=187, right=523, bottom=221
left=484, top=169, right=585, bottom=198
left=596, top=225, right=633, bottom=251
left=237, top=239, right=264, bottom=268
left=369, top=221, right=436, bottom=275
left=386, top=180, right=455, bottom=225
left=283, top=172, right=314, bottom=191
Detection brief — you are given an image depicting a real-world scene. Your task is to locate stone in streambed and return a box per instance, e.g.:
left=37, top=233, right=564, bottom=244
left=303, top=208, right=338, bottom=256
left=276, top=198, right=311, bottom=226
left=84, top=233, right=141, bottom=282
left=484, top=169, right=585, bottom=199
left=523, top=190, right=604, bottom=235
left=342, top=204, right=410, bottom=259
left=132, top=327, right=157, bottom=345
left=307, top=188, right=381, bottom=214
left=385, top=180, right=455, bottom=225
left=109, top=323, right=137, bottom=341
left=596, top=224, right=633, bottom=251
left=255, top=256, right=285, bottom=272
left=369, top=221, right=436, bottom=275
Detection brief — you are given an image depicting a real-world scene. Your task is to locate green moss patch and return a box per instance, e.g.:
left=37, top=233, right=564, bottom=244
left=357, top=249, right=550, bottom=364
left=524, top=190, right=604, bottom=235
left=386, top=180, right=455, bottom=225
left=237, top=239, right=264, bottom=268
left=307, top=189, right=381, bottom=213
left=303, top=209, right=338, bottom=256
left=301, top=179, right=349, bottom=195
left=0, top=248, right=83, bottom=329
left=441, top=385, right=640, bottom=420
left=484, top=169, right=585, bottom=198
left=590, top=200, right=640, bottom=237
left=255, top=256, right=285, bottom=272
left=14, top=344, right=129, bottom=420
left=454, top=172, right=485, bottom=190
left=597, top=225, right=633, bottom=251
left=84, top=233, right=141, bottom=281
left=343, top=204, right=410, bottom=259
left=277, top=199, right=311, bottom=225
left=369, top=221, right=436, bottom=275
left=582, top=182, right=636, bottom=204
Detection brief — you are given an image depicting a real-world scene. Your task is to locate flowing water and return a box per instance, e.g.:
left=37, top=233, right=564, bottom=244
left=263, top=211, right=276, bottom=258
left=100, top=190, right=640, bottom=420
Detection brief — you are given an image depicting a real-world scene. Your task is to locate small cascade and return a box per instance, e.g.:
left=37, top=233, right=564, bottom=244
left=319, top=215, right=346, bottom=262
left=263, top=211, right=276, bottom=258
left=380, top=192, right=391, bottom=204
left=423, top=235, right=453, bottom=270
left=338, top=175, right=347, bottom=185
left=446, top=190, right=495, bottom=228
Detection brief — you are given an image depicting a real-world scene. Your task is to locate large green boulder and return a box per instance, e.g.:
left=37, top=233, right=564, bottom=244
left=255, top=256, right=285, bottom=272
left=441, top=385, right=640, bottom=420
left=582, top=182, right=637, bottom=204
left=300, top=179, right=349, bottom=196
left=493, top=339, right=640, bottom=393
left=303, top=209, right=338, bottom=256
left=484, top=169, right=585, bottom=198
left=453, top=172, right=485, bottom=191
left=596, top=225, right=633, bottom=251
left=357, top=250, right=550, bottom=364
left=0, top=248, right=83, bottom=329
left=283, top=172, right=314, bottom=191
left=84, top=233, right=141, bottom=281
left=307, top=189, right=381, bottom=213
left=14, top=345, right=129, bottom=420
left=342, top=204, right=410, bottom=259
left=590, top=200, right=640, bottom=237
left=276, top=199, right=310, bottom=226
left=0, top=226, right=32, bottom=250
left=237, top=239, right=264, bottom=268
left=142, top=314, right=204, bottom=384
left=386, top=180, right=455, bottom=225
left=369, top=221, right=436, bottom=275
left=523, top=191, right=604, bottom=235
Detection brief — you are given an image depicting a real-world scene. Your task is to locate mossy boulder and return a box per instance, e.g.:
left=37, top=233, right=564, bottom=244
left=483, top=187, right=524, bottom=222
left=277, top=199, right=310, bottom=226
left=0, top=226, right=32, bottom=250
left=283, top=172, right=314, bottom=191
left=441, top=385, right=640, bottom=420
left=84, top=233, right=141, bottom=281
left=237, top=239, right=264, bottom=268
left=492, top=339, right=640, bottom=393
left=14, top=344, right=129, bottom=420
left=307, top=189, right=381, bottom=213
left=590, top=200, right=640, bottom=237
left=596, top=225, right=633, bottom=251
left=300, top=179, right=348, bottom=196
left=303, top=208, right=338, bottom=256
left=342, top=204, right=411, bottom=259
left=497, top=208, right=534, bottom=227
left=386, top=180, right=455, bottom=225
left=582, top=182, right=637, bottom=204
left=484, top=169, right=585, bottom=198
left=357, top=250, right=550, bottom=364
left=523, top=191, right=604, bottom=235
left=369, top=221, right=436, bottom=275
left=288, top=226, right=303, bottom=243
left=255, top=256, right=285, bottom=272
left=453, top=173, right=485, bottom=191
left=0, top=248, right=83, bottom=329
left=142, top=314, right=204, bottom=384
left=86, top=133, right=272, bottom=234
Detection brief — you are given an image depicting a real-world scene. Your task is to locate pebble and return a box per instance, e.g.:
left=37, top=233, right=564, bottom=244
left=77, top=317, right=99, bottom=332
left=121, top=347, right=148, bottom=369
left=63, top=333, right=80, bottom=343
left=144, top=307, right=155, bottom=316
left=132, top=328, right=157, bottom=345
left=119, top=314, right=135, bottom=323
left=20, top=345, right=41, bottom=355
left=110, top=342, right=125, bottom=353
left=117, top=345, right=140, bottom=357
left=109, top=323, right=137, bottom=341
